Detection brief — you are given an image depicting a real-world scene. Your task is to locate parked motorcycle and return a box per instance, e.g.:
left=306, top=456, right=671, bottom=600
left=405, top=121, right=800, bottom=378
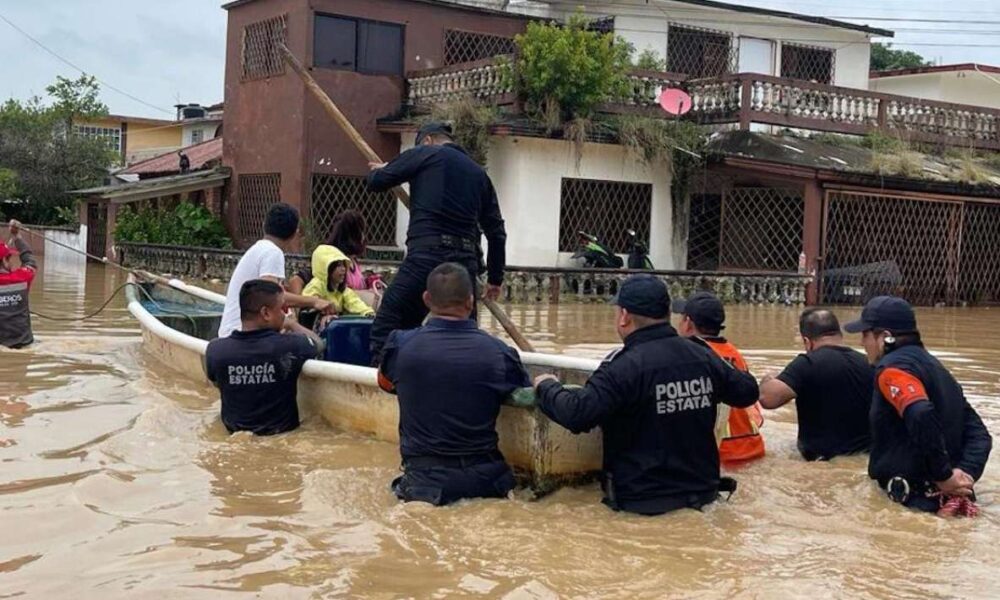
left=572, top=231, right=623, bottom=269
left=627, top=229, right=654, bottom=270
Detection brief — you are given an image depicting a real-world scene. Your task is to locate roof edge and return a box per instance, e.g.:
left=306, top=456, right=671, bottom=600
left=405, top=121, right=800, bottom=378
left=223, top=0, right=533, bottom=20
left=871, top=63, right=1000, bottom=78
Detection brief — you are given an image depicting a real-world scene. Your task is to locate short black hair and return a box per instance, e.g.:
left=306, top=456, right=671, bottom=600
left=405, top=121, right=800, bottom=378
left=799, top=308, right=842, bottom=340
left=426, top=263, right=473, bottom=308
left=239, top=279, right=283, bottom=319
left=263, top=203, right=300, bottom=241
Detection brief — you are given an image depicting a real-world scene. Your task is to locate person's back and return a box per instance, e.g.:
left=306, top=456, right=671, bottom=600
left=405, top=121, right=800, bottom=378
left=0, top=220, right=37, bottom=349
left=378, top=263, right=529, bottom=506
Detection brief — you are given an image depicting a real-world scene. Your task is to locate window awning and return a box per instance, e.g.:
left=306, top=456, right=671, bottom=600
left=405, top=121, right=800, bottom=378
left=71, top=167, right=230, bottom=204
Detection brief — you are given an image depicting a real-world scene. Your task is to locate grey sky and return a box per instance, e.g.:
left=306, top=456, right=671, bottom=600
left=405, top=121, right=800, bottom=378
left=0, top=0, right=997, bottom=119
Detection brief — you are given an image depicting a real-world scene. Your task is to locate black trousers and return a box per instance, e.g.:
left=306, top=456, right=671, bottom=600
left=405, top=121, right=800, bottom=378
left=369, top=247, right=479, bottom=363
left=391, top=459, right=515, bottom=506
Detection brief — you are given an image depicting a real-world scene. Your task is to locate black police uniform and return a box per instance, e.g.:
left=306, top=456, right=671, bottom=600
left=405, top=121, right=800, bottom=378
left=870, top=343, right=992, bottom=512
left=536, top=323, right=760, bottom=515
left=378, top=318, right=530, bottom=506
left=367, top=141, right=506, bottom=360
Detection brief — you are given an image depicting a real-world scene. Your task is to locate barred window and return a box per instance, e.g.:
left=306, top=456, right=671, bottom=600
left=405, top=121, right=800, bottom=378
left=444, top=30, right=516, bottom=65
left=241, top=15, right=287, bottom=81
left=781, top=43, right=835, bottom=84
left=587, top=17, right=615, bottom=35
left=718, top=187, right=803, bottom=272
left=311, top=174, right=398, bottom=247
left=558, top=178, right=652, bottom=254
left=667, top=24, right=736, bottom=78
left=74, top=125, right=122, bottom=153
left=686, top=193, right=722, bottom=271
left=237, top=173, right=282, bottom=246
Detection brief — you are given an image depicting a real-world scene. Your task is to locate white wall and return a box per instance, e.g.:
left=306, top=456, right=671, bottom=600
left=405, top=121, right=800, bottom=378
left=527, top=0, right=875, bottom=90
left=182, top=122, right=222, bottom=147
left=871, top=71, right=1000, bottom=110
left=488, top=136, right=674, bottom=269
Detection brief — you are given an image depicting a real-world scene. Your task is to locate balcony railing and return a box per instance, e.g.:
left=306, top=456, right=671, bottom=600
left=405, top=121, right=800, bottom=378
left=406, top=59, right=1000, bottom=150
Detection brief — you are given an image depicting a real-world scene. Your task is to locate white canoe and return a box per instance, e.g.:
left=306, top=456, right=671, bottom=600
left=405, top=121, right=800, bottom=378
left=125, top=275, right=606, bottom=492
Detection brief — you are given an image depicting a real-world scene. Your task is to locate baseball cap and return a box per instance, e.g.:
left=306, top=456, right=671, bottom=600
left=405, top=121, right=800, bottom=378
left=671, top=291, right=726, bottom=331
left=843, top=296, right=917, bottom=334
left=611, top=274, right=670, bottom=319
left=0, top=243, right=18, bottom=261
left=415, top=121, right=453, bottom=145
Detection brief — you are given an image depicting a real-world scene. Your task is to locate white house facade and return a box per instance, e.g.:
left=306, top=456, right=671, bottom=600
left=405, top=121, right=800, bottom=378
left=870, top=64, right=1000, bottom=110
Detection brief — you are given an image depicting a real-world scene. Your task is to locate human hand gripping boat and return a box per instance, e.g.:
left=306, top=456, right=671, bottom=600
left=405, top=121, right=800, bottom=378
left=126, top=273, right=732, bottom=494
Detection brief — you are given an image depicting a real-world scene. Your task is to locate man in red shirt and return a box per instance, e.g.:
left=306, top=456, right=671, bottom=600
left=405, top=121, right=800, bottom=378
left=0, top=220, right=38, bottom=348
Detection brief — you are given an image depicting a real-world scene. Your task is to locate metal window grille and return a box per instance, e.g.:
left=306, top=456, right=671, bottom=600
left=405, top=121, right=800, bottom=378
left=311, top=174, right=398, bottom=247
left=587, top=17, right=615, bottom=35
left=959, top=202, right=1000, bottom=304
left=686, top=193, right=722, bottom=271
left=86, top=202, right=107, bottom=260
left=237, top=173, right=282, bottom=246
left=718, top=188, right=803, bottom=272
left=444, top=30, right=516, bottom=65
left=822, top=192, right=962, bottom=305
left=667, top=24, right=737, bottom=79
left=558, top=178, right=652, bottom=254
left=781, top=43, right=835, bottom=84
left=241, top=15, right=287, bottom=81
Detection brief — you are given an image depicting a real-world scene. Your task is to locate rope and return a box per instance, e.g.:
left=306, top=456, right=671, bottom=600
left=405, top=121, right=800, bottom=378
left=937, top=495, right=981, bottom=518
left=29, top=281, right=198, bottom=328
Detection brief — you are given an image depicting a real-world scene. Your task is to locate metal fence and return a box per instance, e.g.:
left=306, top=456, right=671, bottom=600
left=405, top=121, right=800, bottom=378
left=686, top=193, right=723, bottom=271
left=558, top=178, right=652, bottom=253
left=241, top=15, right=287, bottom=81
left=718, top=188, right=804, bottom=272
left=444, top=30, right=516, bottom=66
left=310, top=174, right=397, bottom=247
left=236, top=173, right=281, bottom=246
left=667, top=24, right=738, bottom=79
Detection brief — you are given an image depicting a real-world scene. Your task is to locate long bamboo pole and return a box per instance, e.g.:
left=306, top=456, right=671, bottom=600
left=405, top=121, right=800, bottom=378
left=277, top=44, right=536, bottom=353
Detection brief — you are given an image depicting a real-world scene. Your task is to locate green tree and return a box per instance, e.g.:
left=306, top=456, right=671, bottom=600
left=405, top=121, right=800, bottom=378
left=870, top=43, right=930, bottom=72
left=0, top=76, right=115, bottom=224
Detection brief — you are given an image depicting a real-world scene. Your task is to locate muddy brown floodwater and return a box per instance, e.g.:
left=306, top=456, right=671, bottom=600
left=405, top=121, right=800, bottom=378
left=2, top=262, right=1000, bottom=599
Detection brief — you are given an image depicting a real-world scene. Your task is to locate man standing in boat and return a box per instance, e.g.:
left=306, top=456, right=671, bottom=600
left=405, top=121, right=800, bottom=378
left=377, top=263, right=530, bottom=506
left=532, top=275, right=759, bottom=516
left=367, top=122, right=507, bottom=362
left=0, top=220, right=38, bottom=349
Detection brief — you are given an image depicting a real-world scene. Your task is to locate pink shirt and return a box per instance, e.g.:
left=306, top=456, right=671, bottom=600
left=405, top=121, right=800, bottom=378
left=345, top=260, right=366, bottom=290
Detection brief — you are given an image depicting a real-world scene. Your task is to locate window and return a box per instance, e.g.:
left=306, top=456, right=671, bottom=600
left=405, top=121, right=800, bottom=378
left=314, top=14, right=403, bottom=76
left=444, top=30, right=515, bottom=65
left=241, top=15, right=287, bottom=81
left=558, top=178, right=652, bottom=253
left=190, top=129, right=204, bottom=145
left=781, top=43, right=835, bottom=84
left=667, top=24, right=737, bottom=78
left=238, top=173, right=282, bottom=246
left=312, top=174, right=397, bottom=246
left=74, top=125, right=122, bottom=153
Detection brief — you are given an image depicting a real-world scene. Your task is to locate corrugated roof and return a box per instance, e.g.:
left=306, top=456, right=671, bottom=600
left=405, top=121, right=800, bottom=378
left=120, top=137, right=223, bottom=176
left=72, top=167, right=231, bottom=203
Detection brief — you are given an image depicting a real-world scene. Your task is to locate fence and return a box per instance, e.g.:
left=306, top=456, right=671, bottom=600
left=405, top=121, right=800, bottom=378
left=310, top=174, right=397, bottom=246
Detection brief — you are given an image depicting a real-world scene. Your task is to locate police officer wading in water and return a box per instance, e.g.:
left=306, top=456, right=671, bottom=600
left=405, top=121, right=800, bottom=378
left=845, top=296, right=992, bottom=516
left=366, top=122, right=506, bottom=362
left=533, top=275, right=759, bottom=516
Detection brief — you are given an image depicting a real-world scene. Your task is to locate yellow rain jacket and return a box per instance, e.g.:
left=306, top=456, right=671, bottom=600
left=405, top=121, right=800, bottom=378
left=302, top=245, right=375, bottom=317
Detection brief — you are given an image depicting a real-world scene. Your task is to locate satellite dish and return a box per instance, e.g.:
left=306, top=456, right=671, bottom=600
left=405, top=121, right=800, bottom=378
left=659, top=88, right=693, bottom=116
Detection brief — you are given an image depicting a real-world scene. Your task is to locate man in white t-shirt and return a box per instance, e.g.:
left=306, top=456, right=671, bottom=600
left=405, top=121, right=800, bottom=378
left=218, top=203, right=332, bottom=338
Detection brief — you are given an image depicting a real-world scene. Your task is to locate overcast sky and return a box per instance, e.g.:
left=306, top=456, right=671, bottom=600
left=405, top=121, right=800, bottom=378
left=0, top=0, right=997, bottom=119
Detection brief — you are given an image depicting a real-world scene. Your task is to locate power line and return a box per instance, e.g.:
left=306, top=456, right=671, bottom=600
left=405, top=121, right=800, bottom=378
left=0, top=12, right=173, bottom=116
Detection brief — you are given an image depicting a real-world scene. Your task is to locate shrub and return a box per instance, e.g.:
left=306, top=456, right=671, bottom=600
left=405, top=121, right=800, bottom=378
left=633, top=49, right=666, bottom=72
left=115, top=201, right=232, bottom=249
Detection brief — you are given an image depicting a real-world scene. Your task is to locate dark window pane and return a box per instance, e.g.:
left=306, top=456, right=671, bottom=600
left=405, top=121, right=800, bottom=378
left=358, top=21, right=403, bottom=75
left=314, top=15, right=356, bottom=70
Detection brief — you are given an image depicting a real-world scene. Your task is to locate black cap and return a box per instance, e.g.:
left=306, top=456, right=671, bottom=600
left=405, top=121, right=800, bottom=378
left=611, top=275, right=670, bottom=318
left=415, top=121, right=453, bottom=145
left=671, top=291, right=726, bottom=331
left=844, top=296, right=917, bottom=334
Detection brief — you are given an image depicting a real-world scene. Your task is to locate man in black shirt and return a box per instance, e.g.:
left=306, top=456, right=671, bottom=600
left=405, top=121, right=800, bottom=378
left=759, top=308, right=873, bottom=461
left=367, top=122, right=507, bottom=361
left=377, top=263, right=530, bottom=506
left=533, top=275, right=759, bottom=516
left=205, top=280, right=323, bottom=435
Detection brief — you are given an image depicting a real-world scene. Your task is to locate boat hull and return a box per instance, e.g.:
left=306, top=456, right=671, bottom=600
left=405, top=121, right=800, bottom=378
left=127, top=278, right=604, bottom=492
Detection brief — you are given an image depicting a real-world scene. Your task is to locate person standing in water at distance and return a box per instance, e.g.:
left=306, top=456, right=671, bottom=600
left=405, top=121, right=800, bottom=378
left=367, top=122, right=507, bottom=363
left=0, top=220, right=37, bottom=349
left=845, top=296, right=992, bottom=516
left=205, top=280, right=324, bottom=435
left=673, top=291, right=766, bottom=464
left=533, top=275, right=759, bottom=516
left=217, top=203, right=332, bottom=338
left=377, top=263, right=530, bottom=506
left=758, top=308, right=874, bottom=461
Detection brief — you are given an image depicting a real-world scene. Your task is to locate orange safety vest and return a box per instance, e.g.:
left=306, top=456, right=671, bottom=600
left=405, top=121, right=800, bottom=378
left=703, top=338, right=766, bottom=463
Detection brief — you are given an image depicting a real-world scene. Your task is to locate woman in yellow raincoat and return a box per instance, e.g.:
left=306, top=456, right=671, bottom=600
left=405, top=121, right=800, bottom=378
left=302, top=245, right=375, bottom=322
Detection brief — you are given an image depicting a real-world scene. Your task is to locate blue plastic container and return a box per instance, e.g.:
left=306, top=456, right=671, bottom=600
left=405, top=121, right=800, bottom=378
left=322, top=317, right=374, bottom=366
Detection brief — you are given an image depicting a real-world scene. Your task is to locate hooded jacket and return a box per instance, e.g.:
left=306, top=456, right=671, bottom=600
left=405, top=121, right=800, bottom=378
left=302, top=245, right=375, bottom=317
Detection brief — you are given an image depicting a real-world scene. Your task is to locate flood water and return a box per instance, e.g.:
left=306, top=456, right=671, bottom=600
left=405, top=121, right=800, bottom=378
left=3, top=262, right=1000, bottom=599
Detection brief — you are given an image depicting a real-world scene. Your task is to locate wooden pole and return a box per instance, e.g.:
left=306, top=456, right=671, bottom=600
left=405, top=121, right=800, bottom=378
left=278, top=44, right=536, bottom=353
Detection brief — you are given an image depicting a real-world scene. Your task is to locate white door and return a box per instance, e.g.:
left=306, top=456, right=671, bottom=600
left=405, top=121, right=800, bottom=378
left=739, top=37, right=774, bottom=75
